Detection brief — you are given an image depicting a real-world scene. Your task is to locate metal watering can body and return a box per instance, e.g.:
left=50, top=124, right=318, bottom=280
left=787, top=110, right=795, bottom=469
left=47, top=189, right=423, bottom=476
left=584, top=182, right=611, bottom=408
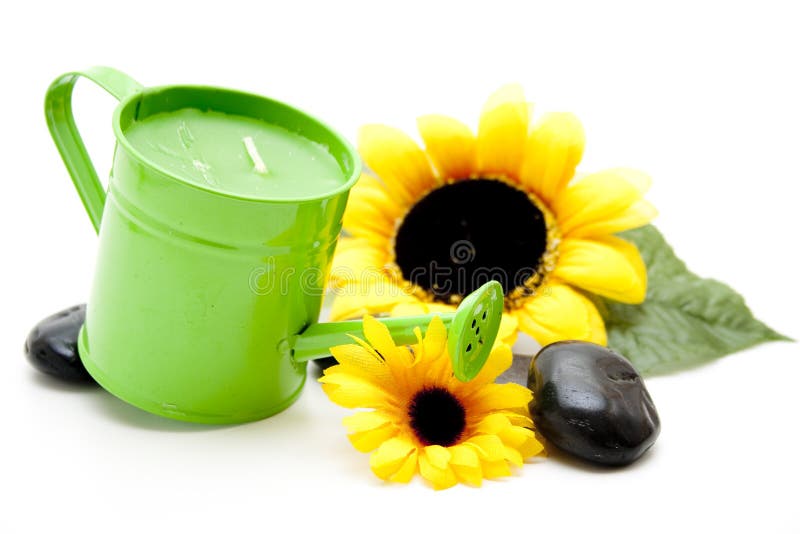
left=45, top=67, right=360, bottom=423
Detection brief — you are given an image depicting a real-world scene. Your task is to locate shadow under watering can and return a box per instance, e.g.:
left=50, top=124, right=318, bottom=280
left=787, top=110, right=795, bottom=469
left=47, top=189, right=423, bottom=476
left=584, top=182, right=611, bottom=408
left=43, top=66, right=503, bottom=424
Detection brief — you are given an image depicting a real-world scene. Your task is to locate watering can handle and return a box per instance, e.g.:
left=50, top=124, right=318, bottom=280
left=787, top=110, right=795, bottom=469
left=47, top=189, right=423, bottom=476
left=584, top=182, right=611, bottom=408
left=44, top=67, right=144, bottom=233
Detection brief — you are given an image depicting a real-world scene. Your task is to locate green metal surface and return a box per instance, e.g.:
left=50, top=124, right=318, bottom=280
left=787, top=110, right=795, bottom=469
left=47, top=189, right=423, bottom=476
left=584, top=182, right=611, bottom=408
left=45, top=67, right=360, bottom=423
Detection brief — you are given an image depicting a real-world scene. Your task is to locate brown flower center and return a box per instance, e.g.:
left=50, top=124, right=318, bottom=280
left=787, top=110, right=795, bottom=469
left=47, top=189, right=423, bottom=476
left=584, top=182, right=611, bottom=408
left=393, top=178, right=555, bottom=306
left=408, top=386, right=466, bottom=447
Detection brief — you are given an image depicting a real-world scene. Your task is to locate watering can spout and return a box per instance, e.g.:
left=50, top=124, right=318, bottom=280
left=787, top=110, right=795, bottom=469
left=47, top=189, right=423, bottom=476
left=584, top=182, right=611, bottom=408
left=287, top=281, right=505, bottom=382
left=288, top=314, right=456, bottom=363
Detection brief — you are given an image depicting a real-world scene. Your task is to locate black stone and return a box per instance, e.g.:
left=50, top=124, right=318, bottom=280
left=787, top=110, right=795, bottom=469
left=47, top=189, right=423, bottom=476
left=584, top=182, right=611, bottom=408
left=24, top=304, right=96, bottom=384
left=527, top=341, right=660, bottom=467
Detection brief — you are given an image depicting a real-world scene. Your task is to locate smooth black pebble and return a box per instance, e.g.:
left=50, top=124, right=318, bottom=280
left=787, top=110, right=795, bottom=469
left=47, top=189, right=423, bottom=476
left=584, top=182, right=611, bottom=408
left=528, top=341, right=660, bottom=467
left=24, top=304, right=96, bottom=384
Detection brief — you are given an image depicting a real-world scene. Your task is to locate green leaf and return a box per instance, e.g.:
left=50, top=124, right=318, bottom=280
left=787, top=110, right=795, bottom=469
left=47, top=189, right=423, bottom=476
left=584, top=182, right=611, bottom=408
left=596, top=225, right=790, bottom=376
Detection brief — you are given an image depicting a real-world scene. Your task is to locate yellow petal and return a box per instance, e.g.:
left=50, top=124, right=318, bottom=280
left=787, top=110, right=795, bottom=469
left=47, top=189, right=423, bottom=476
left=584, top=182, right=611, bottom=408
left=514, top=282, right=607, bottom=345
left=348, top=424, right=398, bottom=453
left=523, top=438, right=545, bottom=459
left=330, top=279, right=416, bottom=321
left=554, top=168, right=656, bottom=237
left=567, top=200, right=657, bottom=238
left=520, top=112, right=585, bottom=202
left=418, top=453, right=458, bottom=490
left=422, top=315, right=448, bottom=363
left=342, top=174, right=403, bottom=241
left=332, top=235, right=366, bottom=254
left=345, top=333, right=415, bottom=387
left=469, top=382, right=533, bottom=412
left=468, top=344, right=513, bottom=387
left=329, top=343, right=390, bottom=383
left=360, top=316, right=418, bottom=382
left=503, top=445, right=524, bottom=467
left=391, top=304, right=457, bottom=370
left=362, top=315, right=401, bottom=359
left=328, top=238, right=389, bottom=289
left=504, top=428, right=545, bottom=459
left=417, top=114, right=477, bottom=179
left=342, top=410, right=393, bottom=433
left=480, top=459, right=512, bottom=479
left=476, top=84, right=529, bottom=180
left=370, top=437, right=416, bottom=480
left=358, top=124, right=438, bottom=206
left=451, top=464, right=483, bottom=487
left=556, top=168, right=650, bottom=219
left=465, top=434, right=506, bottom=462
left=319, top=372, right=390, bottom=409
left=418, top=316, right=459, bottom=383
left=497, top=312, right=519, bottom=347
left=499, top=410, right=534, bottom=429
left=389, top=450, right=419, bottom=483
left=449, top=443, right=481, bottom=468
left=424, top=445, right=452, bottom=470
left=449, top=444, right=483, bottom=486
left=554, top=236, right=647, bottom=304
left=474, top=412, right=512, bottom=435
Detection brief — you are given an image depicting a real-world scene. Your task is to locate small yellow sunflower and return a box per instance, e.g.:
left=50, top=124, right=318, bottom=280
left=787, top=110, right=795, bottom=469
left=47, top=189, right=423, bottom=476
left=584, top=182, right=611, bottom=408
left=320, top=315, right=543, bottom=489
left=328, top=85, right=656, bottom=346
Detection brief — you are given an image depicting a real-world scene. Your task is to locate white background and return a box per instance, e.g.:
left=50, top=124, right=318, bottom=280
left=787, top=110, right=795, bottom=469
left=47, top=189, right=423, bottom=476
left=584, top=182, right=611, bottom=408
left=2, top=1, right=799, bottom=532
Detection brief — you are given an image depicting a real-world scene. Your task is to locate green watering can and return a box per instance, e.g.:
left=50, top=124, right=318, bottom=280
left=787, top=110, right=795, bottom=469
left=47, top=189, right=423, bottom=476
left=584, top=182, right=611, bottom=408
left=45, top=67, right=503, bottom=424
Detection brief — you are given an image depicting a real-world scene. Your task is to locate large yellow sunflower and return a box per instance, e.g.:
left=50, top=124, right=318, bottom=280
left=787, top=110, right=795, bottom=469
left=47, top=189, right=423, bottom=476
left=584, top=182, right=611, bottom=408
left=320, top=315, right=543, bottom=489
left=328, top=85, right=656, bottom=346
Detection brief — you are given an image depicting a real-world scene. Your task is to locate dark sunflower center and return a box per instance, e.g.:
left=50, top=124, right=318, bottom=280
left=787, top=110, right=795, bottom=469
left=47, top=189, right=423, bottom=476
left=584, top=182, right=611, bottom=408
left=394, top=178, right=547, bottom=302
left=408, top=386, right=466, bottom=447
